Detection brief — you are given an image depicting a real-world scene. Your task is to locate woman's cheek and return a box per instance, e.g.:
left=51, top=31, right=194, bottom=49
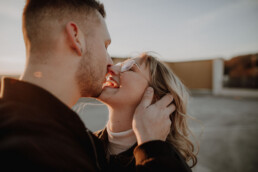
left=121, top=74, right=147, bottom=97
left=132, top=83, right=148, bottom=101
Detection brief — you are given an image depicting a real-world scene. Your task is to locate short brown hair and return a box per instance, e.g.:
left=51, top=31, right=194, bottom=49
left=23, top=0, right=105, bottom=52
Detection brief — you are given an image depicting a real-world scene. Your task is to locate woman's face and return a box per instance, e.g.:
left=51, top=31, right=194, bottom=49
left=98, top=57, right=150, bottom=107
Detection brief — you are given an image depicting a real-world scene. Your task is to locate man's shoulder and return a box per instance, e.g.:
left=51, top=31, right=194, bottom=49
left=0, top=100, right=45, bottom=123
left=0, top=99, right=32, bottom=117
left=0, top=99, right=35, bottom=109
left=0, top=101, right=103, bottom=172
left=0, top=99, right=67, bottom=138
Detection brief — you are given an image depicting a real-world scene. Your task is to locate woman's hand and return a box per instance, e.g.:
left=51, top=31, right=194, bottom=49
left=132, top=87, right=176, bottom=145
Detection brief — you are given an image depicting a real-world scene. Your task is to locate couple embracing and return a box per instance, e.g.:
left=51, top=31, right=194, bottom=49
left=0, top=0, right=197, bottom=171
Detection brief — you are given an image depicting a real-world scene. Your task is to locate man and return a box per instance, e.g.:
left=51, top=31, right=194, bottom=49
left=0, top=0, right=177, bottom=171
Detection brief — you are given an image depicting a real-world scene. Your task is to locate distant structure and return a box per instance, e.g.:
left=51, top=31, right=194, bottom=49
left=213, top=54, right=258, bottom=97
left=1, top=54, right=258, bottom=97
left=224, top=54, right=258, bottom=88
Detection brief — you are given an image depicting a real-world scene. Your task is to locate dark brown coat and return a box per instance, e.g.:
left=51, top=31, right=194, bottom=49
left=0, top=78, right=107, bottom=172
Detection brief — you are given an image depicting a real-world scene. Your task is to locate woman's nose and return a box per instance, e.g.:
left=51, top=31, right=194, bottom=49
left=107, top=64, right=121, bottom=75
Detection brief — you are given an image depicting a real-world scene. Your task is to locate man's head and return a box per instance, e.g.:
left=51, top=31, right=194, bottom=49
left=22, top=0, right=112, bottom=98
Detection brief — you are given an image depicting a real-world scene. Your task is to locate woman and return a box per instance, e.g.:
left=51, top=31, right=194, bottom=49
left=96, top=52, right=197, bottom=171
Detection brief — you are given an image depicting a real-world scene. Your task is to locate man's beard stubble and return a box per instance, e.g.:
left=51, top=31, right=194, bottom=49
left=75, top=52, right=103, bottom=98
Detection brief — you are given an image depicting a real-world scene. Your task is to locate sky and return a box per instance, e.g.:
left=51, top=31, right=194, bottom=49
left=0, top=0, right=258, bottom=74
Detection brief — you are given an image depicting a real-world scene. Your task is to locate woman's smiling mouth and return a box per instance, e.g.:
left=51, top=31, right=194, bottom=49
left=102, top=74, right=120, bottom=89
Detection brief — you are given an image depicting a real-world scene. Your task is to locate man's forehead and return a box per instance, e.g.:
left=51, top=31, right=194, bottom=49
left=85, top=11, right=108, bottom=31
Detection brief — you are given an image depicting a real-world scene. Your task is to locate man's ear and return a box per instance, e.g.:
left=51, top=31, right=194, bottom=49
left=65, top=22, right=85, bottom=56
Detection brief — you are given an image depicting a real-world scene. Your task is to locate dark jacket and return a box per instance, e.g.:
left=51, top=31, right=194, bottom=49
left=0, top=78, right=107, bottom=172
left=95, top=128, right=192, bottom=172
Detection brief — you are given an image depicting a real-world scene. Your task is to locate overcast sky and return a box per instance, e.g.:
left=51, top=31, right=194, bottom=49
left=0, top=0, right=258, bottom=74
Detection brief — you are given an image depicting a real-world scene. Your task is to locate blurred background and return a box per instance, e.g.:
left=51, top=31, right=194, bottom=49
left=0, top=0, right=258, bottom=172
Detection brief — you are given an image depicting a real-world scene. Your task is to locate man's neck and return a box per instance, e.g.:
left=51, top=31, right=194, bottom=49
left=21, top=66, right=80, bottom=108
left=107, top=105, right=136, bottom=133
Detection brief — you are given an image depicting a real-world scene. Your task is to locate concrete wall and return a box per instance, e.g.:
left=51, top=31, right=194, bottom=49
left=112, top=57, right=127, bottom=64
left=212, top=58, right=224, bottom=95
left=165, top=60, right=213, bottom=90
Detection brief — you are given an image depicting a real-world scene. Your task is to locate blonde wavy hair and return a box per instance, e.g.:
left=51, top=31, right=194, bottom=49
left=141, top=52, right=198, bottom=167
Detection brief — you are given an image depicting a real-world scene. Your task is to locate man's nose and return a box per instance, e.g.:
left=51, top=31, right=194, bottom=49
left=107, top=53, right=113, bottom=66
left=107, top=64, right=121, bottom=75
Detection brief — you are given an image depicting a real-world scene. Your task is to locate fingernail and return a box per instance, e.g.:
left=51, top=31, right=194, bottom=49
left=146, top=87, right=153, bottom=93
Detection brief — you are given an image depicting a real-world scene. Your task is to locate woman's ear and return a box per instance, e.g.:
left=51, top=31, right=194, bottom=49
left=65, top=22, right=85, bottom=56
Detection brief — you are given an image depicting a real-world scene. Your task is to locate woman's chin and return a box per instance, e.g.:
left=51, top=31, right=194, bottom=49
left=97, top=86, right=118, bottom=103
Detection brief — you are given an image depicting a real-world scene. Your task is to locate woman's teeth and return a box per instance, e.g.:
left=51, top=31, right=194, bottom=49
left=102, top=79, right=119, bottom=88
